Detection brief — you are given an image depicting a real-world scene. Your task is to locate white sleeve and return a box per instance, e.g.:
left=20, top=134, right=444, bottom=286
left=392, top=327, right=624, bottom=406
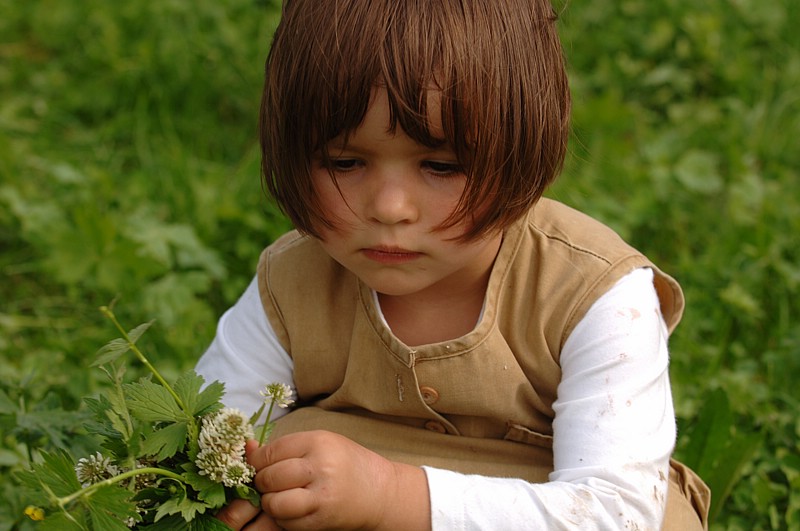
left=423, top=267, right=675, bottom=530
left=195, top=276, right=295, bottom=422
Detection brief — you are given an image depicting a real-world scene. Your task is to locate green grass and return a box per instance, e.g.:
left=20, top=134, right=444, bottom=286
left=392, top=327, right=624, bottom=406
left=1, top=0, right=798, bottom=529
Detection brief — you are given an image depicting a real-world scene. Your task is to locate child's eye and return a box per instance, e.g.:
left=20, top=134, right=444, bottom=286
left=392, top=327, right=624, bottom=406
left=423, top=161, right=463, bottom=177
left=329, top=159, right=361, bottom=172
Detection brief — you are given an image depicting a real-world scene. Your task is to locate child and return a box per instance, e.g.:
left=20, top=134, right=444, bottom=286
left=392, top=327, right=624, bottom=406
left=196, top=0, right=711, bottom=529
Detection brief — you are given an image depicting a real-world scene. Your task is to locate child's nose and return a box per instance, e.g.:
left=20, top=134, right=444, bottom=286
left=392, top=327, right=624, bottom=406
left=366, top=173, right=419, bottom=225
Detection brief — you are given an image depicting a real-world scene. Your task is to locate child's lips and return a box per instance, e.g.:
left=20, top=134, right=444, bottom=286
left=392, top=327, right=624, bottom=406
left=361, top=246, right=422, bottom=264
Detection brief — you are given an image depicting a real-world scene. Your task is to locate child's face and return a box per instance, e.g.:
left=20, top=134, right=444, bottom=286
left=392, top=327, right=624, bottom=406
left=311, top=88, right=502, bottom=300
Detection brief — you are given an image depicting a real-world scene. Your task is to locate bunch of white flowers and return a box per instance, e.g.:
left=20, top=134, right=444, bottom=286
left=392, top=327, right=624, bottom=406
left=195, top=407, right=256, bottom=487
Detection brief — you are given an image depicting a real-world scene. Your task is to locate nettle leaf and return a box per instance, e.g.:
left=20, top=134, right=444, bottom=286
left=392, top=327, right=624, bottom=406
left=92, top=338, right=131, bottom=367
left=125, top=379, right=187, bottom=423
left=38, top=509, right=87, bottom=531
left=182, top=468, right=226, bottom=508
left=189, top=514, right=237, bottom=530
left=15, top=450, right=82, bottom=498
left=85, top=484, right=138, bottom=531
left=174, top=371, right=224, bottom=417
left=141, top=421, right=189, bottom=461
left=83, top=395, right=129, bottom=441
left=92, top=321, right=155, bottom=367
left=154, top=495, right=210, bottom=523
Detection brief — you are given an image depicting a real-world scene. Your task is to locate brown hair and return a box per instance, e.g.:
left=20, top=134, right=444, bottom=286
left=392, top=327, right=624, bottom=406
left=260, top=0, right=571, bottom=240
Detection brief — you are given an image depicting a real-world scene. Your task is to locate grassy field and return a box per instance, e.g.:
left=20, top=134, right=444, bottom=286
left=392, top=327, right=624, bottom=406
left=1, top=0, right=798, bottom=529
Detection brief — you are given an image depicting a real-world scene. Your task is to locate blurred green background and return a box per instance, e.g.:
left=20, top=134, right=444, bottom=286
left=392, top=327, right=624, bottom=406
left=1, top=0, right=798, bottom=528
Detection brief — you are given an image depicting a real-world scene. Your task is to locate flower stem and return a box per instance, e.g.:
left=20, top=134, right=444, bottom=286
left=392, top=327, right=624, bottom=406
left=99, top=306, right=189, bottom=415
left=258, top=402, right=275, bottom=446
left=57, top=467, right=185, bottom=507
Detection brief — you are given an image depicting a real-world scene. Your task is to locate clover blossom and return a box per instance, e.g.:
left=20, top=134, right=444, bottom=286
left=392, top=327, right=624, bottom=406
left=260, top=382, right=294, bottom=409
left=195, top=408, right=255, bottom=487
left=74, top=452, right=120, bottom=487
left=255, top=382, right=295, bottom=444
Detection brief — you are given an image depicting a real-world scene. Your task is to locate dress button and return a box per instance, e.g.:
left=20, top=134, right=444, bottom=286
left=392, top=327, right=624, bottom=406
left=424, top=420, right=447, bottom=434
left=419, top=386, right=439, bottom=405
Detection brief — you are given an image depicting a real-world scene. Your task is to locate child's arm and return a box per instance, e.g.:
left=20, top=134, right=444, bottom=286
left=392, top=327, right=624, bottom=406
left=423, top=267, right=674, bottom=529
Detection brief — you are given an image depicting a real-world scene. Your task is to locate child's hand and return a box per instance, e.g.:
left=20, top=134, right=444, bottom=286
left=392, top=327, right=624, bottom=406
left=248, top=430, right=431, bottom=530
left=214, top=441, right=280, bottom=530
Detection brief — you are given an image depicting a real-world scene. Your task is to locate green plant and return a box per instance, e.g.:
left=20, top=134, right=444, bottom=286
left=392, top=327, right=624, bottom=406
left=14, top=305, right=292, bottom=529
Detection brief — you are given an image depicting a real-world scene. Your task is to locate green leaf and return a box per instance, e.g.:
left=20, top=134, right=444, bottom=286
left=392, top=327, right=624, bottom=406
left=124, top=379, right=186, bottom=423
left=188, top=514, right=236, bottom=531
left=703, top=430, right=763, bottom=523
left=92, top=338, right=130, bottom=367
left=85, top=484, right=138, bottom=530
left=141, top=421, right=189, bottom=461
left=15, top=451, right=82, bottom=499
left=154, top=495, right=210, bottom=523
left=182, top=468, right=227, bottom=508
left=234, top=485, right=261, bottom=508
left=680, top=388, right=731, bottom=472
left=126, top=320, right=156, bottom=344
left=83, top=395, right=128, bottom=441
left=140, top=513, right=234, bottom=530
left=174, top=371, right=224, bottom=417
left=0, top=389, right=16, bottom=414
left=679, top=388, right=764, bottom=523
left=38, top=509, right=87, bottom=531
left=92, top=321, right=155, bottom=367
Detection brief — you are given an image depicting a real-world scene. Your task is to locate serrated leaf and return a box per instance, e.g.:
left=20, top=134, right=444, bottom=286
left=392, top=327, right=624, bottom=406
left=38, top=509, right=87, bottom=531
left=85, top=484, right=138, bottom=530
left=141, top=422, right=188, bottom=461
left=139, top=513, right=233, bottom=531
left=83, top=395, right=130, bottom=442
left=92, top=338, right=131, bottom=367
left=92, top=321, right=154, bottom=367
left=182, top=468, right=226, bottom=508
left=174, top=371, right=224, bottom=417
left=154, top=495, right=209, bottom=523
left=124, top=380, right=186, bottom=423
left=88, top=506, right=131, bottom=531
left=127, top=320, right=155, bottom=343
left=15, top=451, right=82, bottom=499
left=189, top=514, right=236, bottom=530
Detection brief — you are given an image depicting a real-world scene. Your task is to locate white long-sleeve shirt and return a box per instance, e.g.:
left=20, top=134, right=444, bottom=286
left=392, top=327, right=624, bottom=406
left=196, top=267, right=674, bottom=529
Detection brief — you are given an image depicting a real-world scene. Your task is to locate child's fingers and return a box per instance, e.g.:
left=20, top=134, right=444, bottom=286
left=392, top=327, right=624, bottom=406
left=248, top=431, right=322, bottom=470
left=243, top=511, right=283, bottom=531
left=255, top=456, right=314, bottom=493
left=214, top=498, right=262, bottom=530
left=262, top=487, right=318, bottom=522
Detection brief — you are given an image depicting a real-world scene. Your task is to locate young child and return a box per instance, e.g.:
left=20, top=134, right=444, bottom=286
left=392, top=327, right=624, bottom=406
left=196, top=0, right=710, bottom=529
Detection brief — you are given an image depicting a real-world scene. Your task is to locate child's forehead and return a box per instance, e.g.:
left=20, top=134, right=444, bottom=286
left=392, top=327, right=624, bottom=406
left=326, top=87, right=449, bottom=148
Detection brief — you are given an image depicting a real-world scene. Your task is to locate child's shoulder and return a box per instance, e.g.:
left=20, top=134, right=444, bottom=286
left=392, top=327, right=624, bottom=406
left=262, top=230, right=329, bottom=264
left=528, top=198, right=637, bottom=261
left=259, top=229, right=346, bottom=283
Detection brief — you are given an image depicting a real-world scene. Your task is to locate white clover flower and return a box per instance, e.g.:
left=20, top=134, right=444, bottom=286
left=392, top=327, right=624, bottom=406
left=260, top=382, right=295, bottom=409
left=195, top=408, right=255, bottom=487
left=220, top=460, right=255, bottom=488
left=74, top=452, right=119, bottom=487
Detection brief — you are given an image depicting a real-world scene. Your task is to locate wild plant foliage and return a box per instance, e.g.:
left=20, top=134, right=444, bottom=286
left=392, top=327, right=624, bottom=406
left=1, top=0, right=798, bottom=529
